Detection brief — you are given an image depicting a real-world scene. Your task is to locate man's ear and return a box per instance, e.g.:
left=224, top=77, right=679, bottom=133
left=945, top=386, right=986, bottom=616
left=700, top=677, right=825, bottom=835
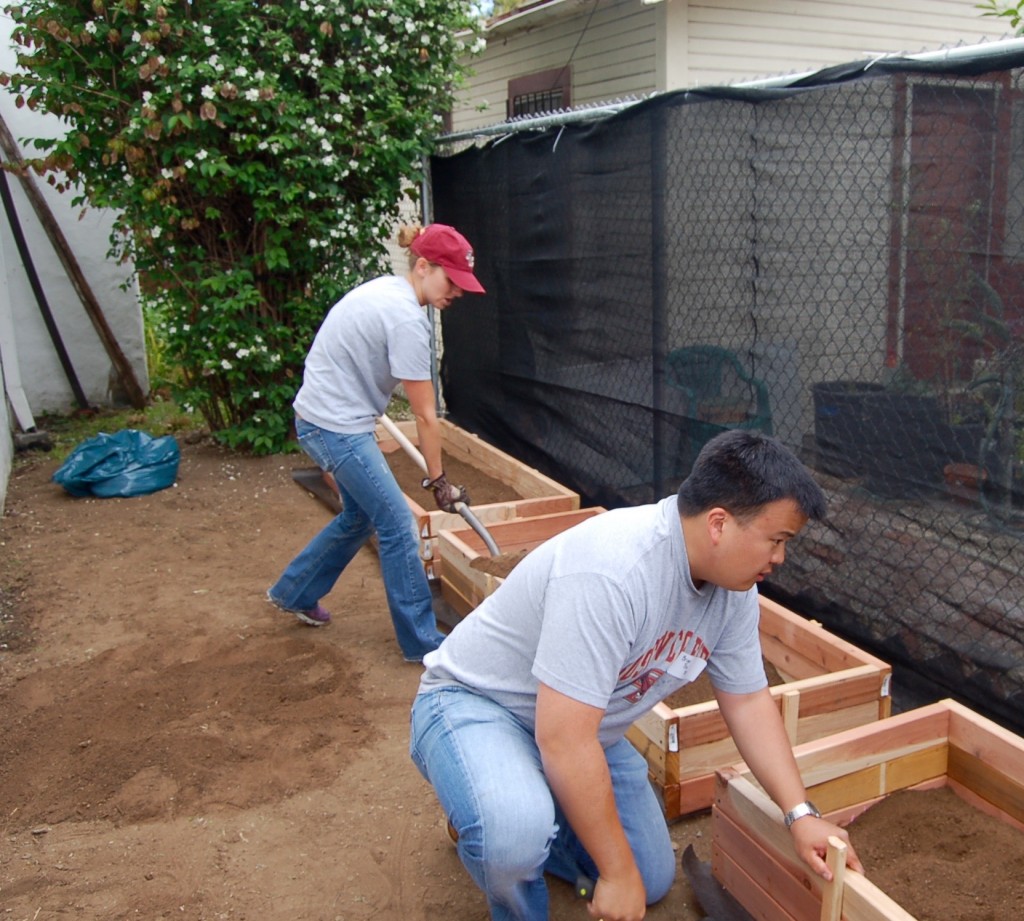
left=707, top=508, right=728, bottom=545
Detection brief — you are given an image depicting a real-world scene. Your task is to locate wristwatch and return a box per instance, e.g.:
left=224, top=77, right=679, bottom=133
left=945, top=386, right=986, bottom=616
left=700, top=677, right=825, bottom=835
left=783, top=800, right=821, bottom=827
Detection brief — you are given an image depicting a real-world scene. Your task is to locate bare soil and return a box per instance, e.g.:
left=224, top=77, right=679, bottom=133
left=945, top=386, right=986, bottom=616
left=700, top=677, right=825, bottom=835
left=1, top=437, right=1018, bottom=920
left=0, top=439, right=712, bottom=921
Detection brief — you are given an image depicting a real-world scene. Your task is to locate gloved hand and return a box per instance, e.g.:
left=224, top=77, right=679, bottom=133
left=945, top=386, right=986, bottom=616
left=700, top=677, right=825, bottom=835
left=422, top=472, right=469, bottom=513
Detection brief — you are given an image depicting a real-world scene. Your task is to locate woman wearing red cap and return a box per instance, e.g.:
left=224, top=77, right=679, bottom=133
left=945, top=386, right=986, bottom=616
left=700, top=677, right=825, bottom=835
left=267, top=223, right=485, bottom=661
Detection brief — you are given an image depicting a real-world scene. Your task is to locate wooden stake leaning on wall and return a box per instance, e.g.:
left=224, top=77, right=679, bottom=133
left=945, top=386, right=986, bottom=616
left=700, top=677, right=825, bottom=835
left=0, top=112, right=146, bottom=409
left=820, top=835, right=847, bottom=921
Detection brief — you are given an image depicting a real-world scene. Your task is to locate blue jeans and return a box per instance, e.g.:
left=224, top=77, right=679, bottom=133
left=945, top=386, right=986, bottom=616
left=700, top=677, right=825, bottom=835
left=268, top=418, right=445, bottom=660
left=409, top=687, right=676, bottom=921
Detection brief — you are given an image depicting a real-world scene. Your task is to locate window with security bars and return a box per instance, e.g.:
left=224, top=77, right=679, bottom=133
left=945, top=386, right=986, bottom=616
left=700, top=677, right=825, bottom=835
left=508, top=67, right=570, bottom=118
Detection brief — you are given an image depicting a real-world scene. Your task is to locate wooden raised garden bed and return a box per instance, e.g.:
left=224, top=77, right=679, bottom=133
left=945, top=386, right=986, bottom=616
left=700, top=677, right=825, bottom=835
left=437, top=507, right=607, bottom=616
left=712, top=698, right=1024, bottom=921
left=374, top=418, right=580, bottom=580
left=626, top=596, right=892, bottom=820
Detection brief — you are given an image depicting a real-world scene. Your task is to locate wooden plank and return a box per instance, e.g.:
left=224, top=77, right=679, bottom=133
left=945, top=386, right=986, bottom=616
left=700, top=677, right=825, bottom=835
left=437, top=508, right=606, bottom=608
left=841, top=871, right=918, bottom=921
left=378, top=418, right=579, bottom=502
left=819, top=837, right=846, bottom=921
left=435, top=419, right=578, bottom=500
left=782, top=690, right=800, bottom=745
left=712, top=804, right=814, bottom=921
left=774, top=704, right=951, bottom=789
left=947, top=744, right=1024, bottom=828
left=791, top=700, right=891, bottom=746
left=711, top=700, right=1024, bottom=921
left=758, top=596, right=890, bottom=674
left=675, top=774, right=717, bottom=817
left=440, top=579, right=474, bottom=619
left=946, top=699, right=1024, bottom=788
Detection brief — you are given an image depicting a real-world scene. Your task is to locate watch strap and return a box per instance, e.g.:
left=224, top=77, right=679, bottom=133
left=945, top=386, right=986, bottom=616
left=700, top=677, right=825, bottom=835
left=783, top=800, right=821, bottom=827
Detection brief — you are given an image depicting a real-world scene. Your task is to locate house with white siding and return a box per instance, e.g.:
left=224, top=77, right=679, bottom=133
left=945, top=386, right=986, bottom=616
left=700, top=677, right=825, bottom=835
left=450, top=0, right=1006, bottom=133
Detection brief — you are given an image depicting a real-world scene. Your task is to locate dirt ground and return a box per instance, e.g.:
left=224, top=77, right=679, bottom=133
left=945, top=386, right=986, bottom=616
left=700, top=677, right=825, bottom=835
left=0, top=438, right=714, bottom=921
left=2, top=436, right=1021, bottom=920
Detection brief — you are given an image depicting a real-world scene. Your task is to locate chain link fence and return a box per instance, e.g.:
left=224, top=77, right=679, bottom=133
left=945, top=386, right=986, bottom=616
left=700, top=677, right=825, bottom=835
left=429, top=42, right=1024, bottom=732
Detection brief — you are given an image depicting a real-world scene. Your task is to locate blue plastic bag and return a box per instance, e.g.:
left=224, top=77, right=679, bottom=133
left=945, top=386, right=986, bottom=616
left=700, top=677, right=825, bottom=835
left=52, top=429, right=180, bottom=498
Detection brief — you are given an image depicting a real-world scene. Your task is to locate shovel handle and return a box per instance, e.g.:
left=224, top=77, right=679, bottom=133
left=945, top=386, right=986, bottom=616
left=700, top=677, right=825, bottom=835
left=377, top=414, right=500, bottom=556
left=378, top=414, right=429, bottom=476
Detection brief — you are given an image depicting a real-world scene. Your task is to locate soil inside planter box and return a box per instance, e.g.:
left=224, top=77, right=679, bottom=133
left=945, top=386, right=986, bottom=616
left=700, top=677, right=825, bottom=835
left=847, top=786, right=1024, bottom=921
left=662, top=660, right=785, bottom=709
left=386, top=449, right=524, bottom=505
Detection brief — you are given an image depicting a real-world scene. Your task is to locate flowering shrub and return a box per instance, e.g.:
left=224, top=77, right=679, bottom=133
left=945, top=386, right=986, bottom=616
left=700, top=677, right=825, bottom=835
left=1, top=0, right=484, bottom=453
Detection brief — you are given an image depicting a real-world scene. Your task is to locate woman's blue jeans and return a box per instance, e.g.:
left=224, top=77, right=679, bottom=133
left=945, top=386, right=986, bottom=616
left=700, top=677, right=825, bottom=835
left=410, top=687, right=676, bottom=921
left=268, top=418, right=445, bottom=660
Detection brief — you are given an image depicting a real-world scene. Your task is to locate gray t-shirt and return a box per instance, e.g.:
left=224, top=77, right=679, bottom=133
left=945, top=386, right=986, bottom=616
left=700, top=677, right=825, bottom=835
left=418, top=496, right=766, bottom=746
left=293, top=275, right=431, bottom=434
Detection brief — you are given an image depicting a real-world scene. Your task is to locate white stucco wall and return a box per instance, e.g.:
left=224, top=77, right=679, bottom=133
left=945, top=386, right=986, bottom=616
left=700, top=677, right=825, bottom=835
left=0, top=373, right=10, bottom=516
left=0, top=12, right=148, bottom=417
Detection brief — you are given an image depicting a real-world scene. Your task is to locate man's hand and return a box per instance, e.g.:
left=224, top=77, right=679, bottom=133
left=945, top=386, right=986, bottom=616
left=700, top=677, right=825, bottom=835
left=790, top=816, right=864, bottom=880
left=422, top=472, right=469, bottom=512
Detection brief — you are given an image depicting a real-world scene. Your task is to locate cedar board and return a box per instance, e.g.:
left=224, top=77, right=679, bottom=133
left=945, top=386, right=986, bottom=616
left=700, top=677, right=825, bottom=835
left=712, top=699, right=1024, bottom=921
left=374, top=418, right=580, bottom=578
left=626, top=596, right=892, bottom=819
left=438, top=507, right=607, bottom=616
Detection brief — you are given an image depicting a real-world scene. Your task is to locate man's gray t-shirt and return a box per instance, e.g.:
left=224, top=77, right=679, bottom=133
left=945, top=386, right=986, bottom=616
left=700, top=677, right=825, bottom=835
left=293, top=275, right=431, bottom=433
left=418, top=496, right=766, bottom=746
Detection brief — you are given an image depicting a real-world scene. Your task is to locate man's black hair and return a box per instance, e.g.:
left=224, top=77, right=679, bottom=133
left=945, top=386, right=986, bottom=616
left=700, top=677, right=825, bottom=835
left=677, top=429, right=827, bottom=521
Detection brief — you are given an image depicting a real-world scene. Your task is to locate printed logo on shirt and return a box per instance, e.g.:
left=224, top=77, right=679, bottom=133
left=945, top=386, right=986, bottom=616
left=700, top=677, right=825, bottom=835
left=623, top=654, right=707, bottom=704
left=618, top=628, right=710, bottom=684
left=623, top=668, right=665, bottom=703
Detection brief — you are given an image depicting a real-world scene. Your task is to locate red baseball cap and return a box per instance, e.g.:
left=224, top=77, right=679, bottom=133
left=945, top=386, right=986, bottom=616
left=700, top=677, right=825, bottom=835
left=410, top=224, right=485, bottom=294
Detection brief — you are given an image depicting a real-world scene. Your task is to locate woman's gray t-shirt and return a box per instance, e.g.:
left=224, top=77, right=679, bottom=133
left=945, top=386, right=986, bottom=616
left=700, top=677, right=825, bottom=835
left=418, top=496, right=766, bottom=746
left=293, top=275, right=430, bottom=434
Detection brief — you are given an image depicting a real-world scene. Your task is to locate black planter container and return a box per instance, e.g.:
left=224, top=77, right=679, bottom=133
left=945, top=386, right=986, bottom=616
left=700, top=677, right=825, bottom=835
left=811, top=381, right=884, bottom=478
left=858, top=391, right=945, bottom=498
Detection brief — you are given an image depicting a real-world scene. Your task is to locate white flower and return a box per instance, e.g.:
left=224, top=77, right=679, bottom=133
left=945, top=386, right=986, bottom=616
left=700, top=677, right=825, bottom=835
left=201, top=85, right=216, bottom=100
left=236, top=348, right=251, bottom=358
left=196, top=150, right=208, bottom=161
left=152, top=226, right=162, bottom=238
left=84, top=21, right=97, bottom=34
left=245, top=89, right=260, bottom=102
left=221, top=359, right=232, bottom=370
left=252, top=391, right=260, bottom=399
left=234, top=65, right=248, bottom=77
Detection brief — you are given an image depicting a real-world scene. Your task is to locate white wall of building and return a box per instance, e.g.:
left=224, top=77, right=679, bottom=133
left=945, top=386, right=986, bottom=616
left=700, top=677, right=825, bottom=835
left=453, top=0, right=1008, bottom=133
left=1, top=10, right=148, bottom=509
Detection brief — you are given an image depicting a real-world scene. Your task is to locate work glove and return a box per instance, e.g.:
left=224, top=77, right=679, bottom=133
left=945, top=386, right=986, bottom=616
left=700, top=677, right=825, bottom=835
left=422, top=472, right=469, bottom=513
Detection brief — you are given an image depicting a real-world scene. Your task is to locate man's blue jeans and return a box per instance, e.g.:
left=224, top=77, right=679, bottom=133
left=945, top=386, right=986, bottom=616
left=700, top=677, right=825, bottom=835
left=269, top=418, right=445, bottom=660
left=410, top=686, right=676, bottom=921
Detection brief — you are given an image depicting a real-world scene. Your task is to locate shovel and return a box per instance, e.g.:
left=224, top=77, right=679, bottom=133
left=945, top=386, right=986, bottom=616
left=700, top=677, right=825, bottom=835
left=378, top=414, right=501, bottom=557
